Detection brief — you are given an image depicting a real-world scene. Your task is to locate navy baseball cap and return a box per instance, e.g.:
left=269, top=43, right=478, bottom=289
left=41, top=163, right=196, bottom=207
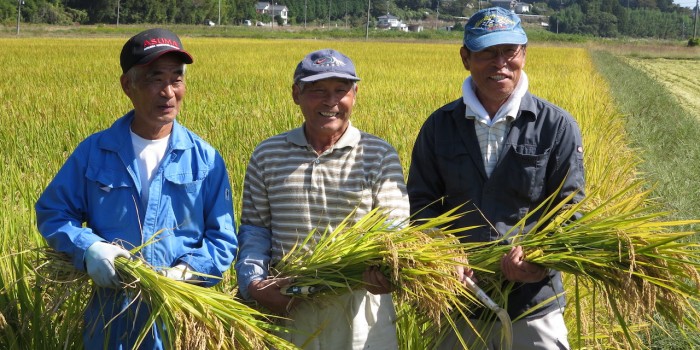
left=464, top=7, right=528, bottom=52
left=293, top=49, right=360, bottom=83
left=120, top=28, right=193, bottom=74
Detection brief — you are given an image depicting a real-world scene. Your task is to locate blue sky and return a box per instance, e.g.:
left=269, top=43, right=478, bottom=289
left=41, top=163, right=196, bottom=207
left=674, top=0, right=696, bottom=8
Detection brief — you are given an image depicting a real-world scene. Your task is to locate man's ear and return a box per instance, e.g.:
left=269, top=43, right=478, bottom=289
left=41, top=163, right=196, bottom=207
left=459, top=46, right=471, bottom=71
left=292, top=83, right=301, bottom=105
left=120, top=74, right=131, bottom=97
left=352, top=84, right=358, bottom=106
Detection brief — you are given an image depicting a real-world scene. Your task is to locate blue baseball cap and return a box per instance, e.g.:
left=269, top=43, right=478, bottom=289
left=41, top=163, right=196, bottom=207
left=293, top=49, right=360, bottom=83
left=463, top=7, right=528, bottom=52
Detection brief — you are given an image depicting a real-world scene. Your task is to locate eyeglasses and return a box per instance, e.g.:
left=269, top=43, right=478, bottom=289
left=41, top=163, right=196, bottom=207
left=471, top=45, right=524, bottom=61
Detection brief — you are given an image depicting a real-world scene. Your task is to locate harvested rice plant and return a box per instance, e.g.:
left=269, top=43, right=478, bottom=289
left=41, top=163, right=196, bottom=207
left=1, top=37, right=699, bottom=349
left=623, top=57, right=700, bottom=118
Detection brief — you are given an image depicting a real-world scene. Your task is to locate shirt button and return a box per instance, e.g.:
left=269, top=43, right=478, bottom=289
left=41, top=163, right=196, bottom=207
left=315, top=159, right=320, bottom=164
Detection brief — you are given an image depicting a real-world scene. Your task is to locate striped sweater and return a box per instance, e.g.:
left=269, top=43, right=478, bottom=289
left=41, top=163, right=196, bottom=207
left=241, top=124, right=409, bottom=261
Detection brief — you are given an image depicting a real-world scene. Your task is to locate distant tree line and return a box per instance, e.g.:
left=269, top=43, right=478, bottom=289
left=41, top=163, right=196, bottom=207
left=548, top=0, right=696, bottom=39
left=0, top=0, right=695, bottom=39
left=0, top=0, right=258, bottom=26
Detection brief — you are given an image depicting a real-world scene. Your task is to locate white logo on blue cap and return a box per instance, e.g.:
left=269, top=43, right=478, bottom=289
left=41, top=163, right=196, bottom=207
left=475, top=13, right=516, bottom=31
left=313, top=56, right=346, bottom=67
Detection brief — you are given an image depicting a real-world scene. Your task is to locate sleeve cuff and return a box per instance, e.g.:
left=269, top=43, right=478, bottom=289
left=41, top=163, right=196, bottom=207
left=237, top=263, right=267, bottom=300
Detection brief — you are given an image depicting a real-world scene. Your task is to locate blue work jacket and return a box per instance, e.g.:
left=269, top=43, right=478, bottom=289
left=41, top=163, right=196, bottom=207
left=35, top=111, right=238, bottom=349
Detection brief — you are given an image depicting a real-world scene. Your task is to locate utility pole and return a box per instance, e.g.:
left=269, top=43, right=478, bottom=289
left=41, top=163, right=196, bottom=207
left=271, top=2, right=274, bottom=28
left=365, top=0, right=370, bottom=39
left=16, top=0, right=22, bottom=35
left=328, top=0, right=332, bottom=28
left=218, top=0, right=221, bottom=25
left=304, top=0, right=307, bottom=28
left=556, top=0, right=562, bottom=34
left=117, top=0, right=120, bottom=26
left=435, top=0, right=439, bottom=30
left=694, top=0, right=699, bottom=40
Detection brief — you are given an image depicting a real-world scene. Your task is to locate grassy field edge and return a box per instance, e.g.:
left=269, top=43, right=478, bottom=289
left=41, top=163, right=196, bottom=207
left=590, top=50, right=700, bottom=224
left=590, top=49, right=700, bottom=349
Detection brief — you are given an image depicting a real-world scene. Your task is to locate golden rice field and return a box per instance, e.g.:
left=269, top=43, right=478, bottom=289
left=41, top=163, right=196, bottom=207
left=624, top=57, right=700, bottom=117
left=0, top=37, right=696, bottom=349
left=0, top=38, right=626, bottom=220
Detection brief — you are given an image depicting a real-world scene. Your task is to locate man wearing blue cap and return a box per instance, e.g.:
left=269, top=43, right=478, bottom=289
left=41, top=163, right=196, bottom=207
left=408, top=7, right=585, bottom=350
left=35, top=28, right=238, bottom=349
left=235, top=49, right=409, bottom=349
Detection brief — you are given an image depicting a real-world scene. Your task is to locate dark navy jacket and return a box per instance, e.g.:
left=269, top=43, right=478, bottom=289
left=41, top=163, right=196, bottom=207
left=407, top=92, right=585, bottom=319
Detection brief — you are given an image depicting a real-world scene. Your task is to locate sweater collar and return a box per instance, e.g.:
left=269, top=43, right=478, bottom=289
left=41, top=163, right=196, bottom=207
left=287, top=122, right=361, bottom=150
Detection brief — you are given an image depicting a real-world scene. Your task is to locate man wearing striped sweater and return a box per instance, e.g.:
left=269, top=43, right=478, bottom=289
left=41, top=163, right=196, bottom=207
left=235, top=49, right=409, bottom=349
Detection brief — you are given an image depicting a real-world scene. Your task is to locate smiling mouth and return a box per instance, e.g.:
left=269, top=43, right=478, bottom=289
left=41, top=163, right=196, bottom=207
left=320, top=112, right=339, bottom=117
left=491, top=74, right=508, bottom=81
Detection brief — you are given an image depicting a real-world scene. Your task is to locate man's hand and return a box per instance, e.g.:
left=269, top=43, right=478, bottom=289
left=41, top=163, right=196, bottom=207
left=248, top=278, right=298, bottom=315
left=161, top=263, right=198, bottom=282
left=501, top=246, right=549, bottom=283
left=85, top=241, right=131, bottom=289
left=363, top=266, right=394, bottom=295
left=456, top=264, right=476, bottom=287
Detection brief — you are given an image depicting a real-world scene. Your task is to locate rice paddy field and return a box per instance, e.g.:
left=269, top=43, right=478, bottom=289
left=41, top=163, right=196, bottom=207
left=2, top=36, right=700, bottom=349
left=624, top=57, right=700, bottom=117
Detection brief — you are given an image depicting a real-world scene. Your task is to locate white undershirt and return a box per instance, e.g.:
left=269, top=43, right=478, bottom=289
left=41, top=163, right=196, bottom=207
left=462, top=72, right=529, bottom=176
left=130, top=130, right=170, bottom=205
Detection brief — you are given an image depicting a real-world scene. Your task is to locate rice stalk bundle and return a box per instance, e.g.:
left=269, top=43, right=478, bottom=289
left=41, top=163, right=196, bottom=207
left=271, top=207, right=486, bottom=329
left=5, top=248, right=90, bottom=349
left=32, top=247, right=296, bottom=350
left=464, top=182, right=700, bottom=343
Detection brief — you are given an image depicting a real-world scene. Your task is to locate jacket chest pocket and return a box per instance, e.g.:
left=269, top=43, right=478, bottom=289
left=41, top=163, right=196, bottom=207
left=85, top=166, right=135, bottom=238
left=86, top=166, right=134, bottom=199
left=164, top=170, right=207, bottom=195
left=501, top=144, right=550, bottom=202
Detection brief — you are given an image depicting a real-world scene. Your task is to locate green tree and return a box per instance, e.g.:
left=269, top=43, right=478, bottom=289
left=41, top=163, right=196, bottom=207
left=0, top=0, right=17, bottom=23
left=550, top=3, right=585, bottom=34
left=31, top=2, right=72, bottom=24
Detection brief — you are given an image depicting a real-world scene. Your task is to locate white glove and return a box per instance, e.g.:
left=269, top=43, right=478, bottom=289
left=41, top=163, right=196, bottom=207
left=161, top=263, right=196, bottom=282
left=85, top=241, right=131, bottom=289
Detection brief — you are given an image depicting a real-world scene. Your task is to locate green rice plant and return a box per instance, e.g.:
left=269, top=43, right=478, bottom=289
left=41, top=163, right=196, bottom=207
left=395, top=302, right=437, bottom=349
left=271, top=178, right=700, bottom=349
left=464, top=182, right=700, bottom=348
left=30, top=247, right=296, bottom=350
left=0, top=223, right=89, bottom=350
left=0, top=248, right=88, bottom=350
left=271, top=207, right=495, bottom=345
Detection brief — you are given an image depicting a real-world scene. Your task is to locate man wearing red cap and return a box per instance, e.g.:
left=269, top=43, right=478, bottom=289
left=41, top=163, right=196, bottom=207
left=408, top=7, right=584, bottom=350
left=35, top=28, right=238, bottom=349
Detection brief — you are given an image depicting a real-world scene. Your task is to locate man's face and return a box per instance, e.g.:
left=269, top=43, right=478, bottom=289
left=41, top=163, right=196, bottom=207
left=461, top=44, right=526, bottom=109
left=121, top=54, right=186, bottom=138
left=292, top=78, right=357, bottom=140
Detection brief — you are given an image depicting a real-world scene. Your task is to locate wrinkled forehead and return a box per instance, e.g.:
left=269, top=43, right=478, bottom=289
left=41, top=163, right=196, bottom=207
left=304, top=77, right=355, bottom=86
left=143, top=54, right=187, bottom=74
